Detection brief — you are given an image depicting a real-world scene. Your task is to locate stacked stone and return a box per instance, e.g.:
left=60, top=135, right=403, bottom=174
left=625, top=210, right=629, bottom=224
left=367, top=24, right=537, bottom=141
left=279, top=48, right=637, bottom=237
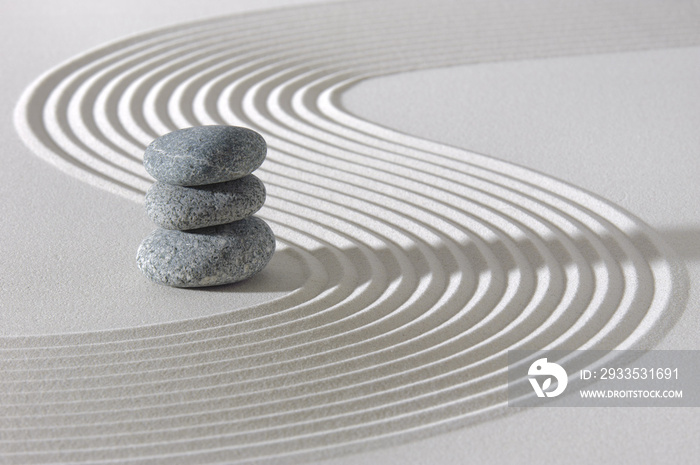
left=136, top=126, right=275, bottom=287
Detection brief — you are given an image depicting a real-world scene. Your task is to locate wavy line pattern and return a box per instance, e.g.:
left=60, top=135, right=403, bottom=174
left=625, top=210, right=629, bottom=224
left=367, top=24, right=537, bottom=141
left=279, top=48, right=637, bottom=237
left=8, top=0, right=696, bottom=462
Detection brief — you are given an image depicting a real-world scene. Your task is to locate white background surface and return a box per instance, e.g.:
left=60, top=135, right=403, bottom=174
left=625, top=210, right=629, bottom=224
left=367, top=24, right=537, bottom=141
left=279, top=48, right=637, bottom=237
left=340, top=46, right=700, bottom=464
left=2, top=1, right=699, bottom=463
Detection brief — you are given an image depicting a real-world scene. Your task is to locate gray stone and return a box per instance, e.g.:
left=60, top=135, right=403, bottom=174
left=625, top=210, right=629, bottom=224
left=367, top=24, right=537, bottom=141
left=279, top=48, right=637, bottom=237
left=136, top=216, right=276, bottom=287
left=145, top=175, right=266, bottom=230
left=143, top=126, right=266, bottom=186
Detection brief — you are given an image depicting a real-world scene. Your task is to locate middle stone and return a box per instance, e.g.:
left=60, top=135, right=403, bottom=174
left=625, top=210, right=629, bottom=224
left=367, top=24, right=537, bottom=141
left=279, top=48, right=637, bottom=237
left=145, top=174, right=266, bottom=230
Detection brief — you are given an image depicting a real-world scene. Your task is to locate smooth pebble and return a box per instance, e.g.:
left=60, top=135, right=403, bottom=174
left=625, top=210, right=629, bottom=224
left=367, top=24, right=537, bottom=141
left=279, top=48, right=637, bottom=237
left=145, top=175, right=266, bottom=230
left=143, top=126, right=266, bottom=186
left=136, top=216, right=276, bottom=287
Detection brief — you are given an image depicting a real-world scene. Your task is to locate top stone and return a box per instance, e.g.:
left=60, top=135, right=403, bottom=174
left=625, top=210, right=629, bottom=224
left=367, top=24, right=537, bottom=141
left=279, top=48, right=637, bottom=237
left=143, top=126, right=266, bottom=186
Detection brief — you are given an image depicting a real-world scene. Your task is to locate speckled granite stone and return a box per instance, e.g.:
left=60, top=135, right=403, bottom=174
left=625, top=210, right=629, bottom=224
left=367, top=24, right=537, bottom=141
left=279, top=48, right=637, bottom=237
left=143, top=126, right=266, bottom=186
left=145, top=175, right=266, bottom=230
left=136, top=216, right=276, bottom=287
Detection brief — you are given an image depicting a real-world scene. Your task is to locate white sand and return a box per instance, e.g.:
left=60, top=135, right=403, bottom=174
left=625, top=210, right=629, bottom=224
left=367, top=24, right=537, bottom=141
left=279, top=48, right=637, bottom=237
left=2, top=0, right=699, bottom=463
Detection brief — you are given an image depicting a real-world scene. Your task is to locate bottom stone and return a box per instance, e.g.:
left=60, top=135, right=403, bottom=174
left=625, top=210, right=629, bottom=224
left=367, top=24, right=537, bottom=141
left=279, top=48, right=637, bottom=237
left=136, top=216, right=275, bottom=287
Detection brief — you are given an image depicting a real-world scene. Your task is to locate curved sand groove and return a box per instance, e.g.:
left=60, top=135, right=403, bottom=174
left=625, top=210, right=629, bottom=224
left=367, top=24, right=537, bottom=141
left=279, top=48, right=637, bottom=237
left=7, top=0, right=695, bottom=462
